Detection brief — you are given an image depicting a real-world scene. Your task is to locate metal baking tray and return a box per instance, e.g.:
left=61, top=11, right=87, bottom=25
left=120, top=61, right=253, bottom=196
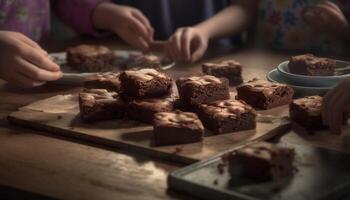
left=168, top=142, right=350, bottom=200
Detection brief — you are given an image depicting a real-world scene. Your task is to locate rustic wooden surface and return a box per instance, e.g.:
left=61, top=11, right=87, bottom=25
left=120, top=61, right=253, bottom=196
left=1, top=37, right=350, bottom=200
left=7, top=94, right=290, bottom=164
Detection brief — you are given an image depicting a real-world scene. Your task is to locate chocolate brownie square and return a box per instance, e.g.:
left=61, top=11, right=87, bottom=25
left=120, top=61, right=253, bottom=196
left=176, top=75, right=230, bottom=106
left=228, top=142, right=295, bottom=180
left=289, top=96, right=350, bottom=130
left=197, top=100, right=256, bottom=134
left=153, top=110, right=204, bottom=146
left=120, top=68, right=172, bottom=99
left=202, top=60, right=243, bottom=85
left=289, top=96, right=324, bottom=130
left=288, top=54, right=335, bottom=76
left=127, top=95, right=179, bottom=123
left=236, top=79, right=294, bottom=110
left=84, top=72, right=121, bottom=92
left=128, top=54, right=161, bottom=69
left=66, top=45, right=114, bottom=72
left=79, top=89, right=124, bottom=122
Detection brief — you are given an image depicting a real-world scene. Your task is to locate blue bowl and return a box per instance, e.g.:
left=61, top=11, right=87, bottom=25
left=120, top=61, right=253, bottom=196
left=267, top=69, right=333, bottom=97
left=277, top=60, right=350, bottom=87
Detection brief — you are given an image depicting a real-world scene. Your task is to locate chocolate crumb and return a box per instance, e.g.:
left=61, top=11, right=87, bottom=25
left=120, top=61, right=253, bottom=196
left=57, top=115, right=62, bottom=120
left=213, top=179, right=218, bottom=185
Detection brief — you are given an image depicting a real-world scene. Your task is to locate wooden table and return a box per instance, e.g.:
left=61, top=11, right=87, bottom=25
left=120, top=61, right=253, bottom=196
left=1, top=37, right=349, bottom=200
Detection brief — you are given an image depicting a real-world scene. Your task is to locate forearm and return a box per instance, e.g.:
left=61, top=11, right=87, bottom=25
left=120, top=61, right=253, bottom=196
left=194, top=1, right=256, bottom=39
left=53, top=0, right=109, bottom=36
left=92, top=2, right=116, bottom=31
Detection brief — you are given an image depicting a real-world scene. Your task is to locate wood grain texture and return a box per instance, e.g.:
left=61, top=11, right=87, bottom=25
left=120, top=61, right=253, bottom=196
left=7, top=93, right=291, bottom=164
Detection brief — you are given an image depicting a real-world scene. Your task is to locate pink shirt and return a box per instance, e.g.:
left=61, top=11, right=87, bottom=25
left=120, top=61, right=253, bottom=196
left=0, top=0, right=106, bottom=42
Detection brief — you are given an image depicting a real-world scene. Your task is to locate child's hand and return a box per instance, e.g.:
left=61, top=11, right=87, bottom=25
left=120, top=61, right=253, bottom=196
left=303, top=1, right=349, bottom=36
left=165, top=27, right=209, bottom=63
left=0, top=31, right=62, bottom=87
left=93, top=3, right=154, bottom=51
left=322, top=77, right=350, bottom=135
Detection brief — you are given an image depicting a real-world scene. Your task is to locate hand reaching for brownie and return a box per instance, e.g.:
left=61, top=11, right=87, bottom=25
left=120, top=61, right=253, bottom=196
left=302, top=1, right=349, bottom=37
left=165, top=27, right=209, bottom=63
left=322, top=77, right=350, bottom=135
left=93, top=2, right=154, bottom=51
left=0, top=31, right=62, bottom=87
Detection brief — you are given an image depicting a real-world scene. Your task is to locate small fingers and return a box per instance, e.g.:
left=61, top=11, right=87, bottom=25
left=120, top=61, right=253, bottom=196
left=10, top=71, right=46, bottom=88
left=132, top=9, right=151, bottom=28
left=171, top=30, right=183, bottom=61
left=123, top=32, right=149, bottom=50
left=20, top=46, right=61, bottom=72
left=322, top=1, right=342, bottom=14
left=128, top=16, right=151, bottom=42
left=16, top=57, right=62, bottom=82
left=15, top=32, right=48, bottom=55
left=181, top=29, right=192, bottom=62
left=190, top=37, right=207, bottom=63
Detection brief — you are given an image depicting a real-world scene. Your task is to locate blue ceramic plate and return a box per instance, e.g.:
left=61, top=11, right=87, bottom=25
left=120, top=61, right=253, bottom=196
left=267, top=69, right=333, bottom=97
left=277, top=60, right=350, bottom=87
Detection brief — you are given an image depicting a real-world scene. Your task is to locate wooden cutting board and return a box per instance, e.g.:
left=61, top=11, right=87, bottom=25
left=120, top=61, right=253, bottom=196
left=7, top=94, right=291, bottom=164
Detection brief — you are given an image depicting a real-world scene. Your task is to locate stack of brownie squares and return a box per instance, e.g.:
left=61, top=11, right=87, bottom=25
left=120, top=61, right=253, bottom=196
left=77, top=57, right=299, bottom=146
left=176, top=75, right=257, bottom=135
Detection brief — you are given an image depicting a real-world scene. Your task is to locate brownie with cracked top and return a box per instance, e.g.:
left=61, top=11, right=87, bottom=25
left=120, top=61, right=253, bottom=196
left=236, top=78, right=294, bottom=110
left=84, top=72, right=121, bottom=92
left=197, top=100, right=256, bottom=134
left=228, top=142, right=295, bottom=180
left=288, top=54, right=335, bottom=76
left=127, top=95, right=179, bottom=123
left=66, top=45, right=114, bottom=72
left=79, top=89, right=124, bottom=122
left=290, top=96, right=349, bottom=130
left=153, top=110, right=204, bottom=146
left=202, top=60, right=243, bottom=85
left=120, top=68, right=172, bottom=99
left=176, top=75, right=230, bottom=107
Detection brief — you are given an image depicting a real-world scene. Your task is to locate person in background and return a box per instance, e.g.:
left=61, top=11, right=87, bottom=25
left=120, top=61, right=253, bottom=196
left=0, top=0, right=156, bottom=87
left=111, top=0, right=247, bottom=63
left=253, top=0, right=350, bottom=56
left=227, top=0, right=350, bottom=134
